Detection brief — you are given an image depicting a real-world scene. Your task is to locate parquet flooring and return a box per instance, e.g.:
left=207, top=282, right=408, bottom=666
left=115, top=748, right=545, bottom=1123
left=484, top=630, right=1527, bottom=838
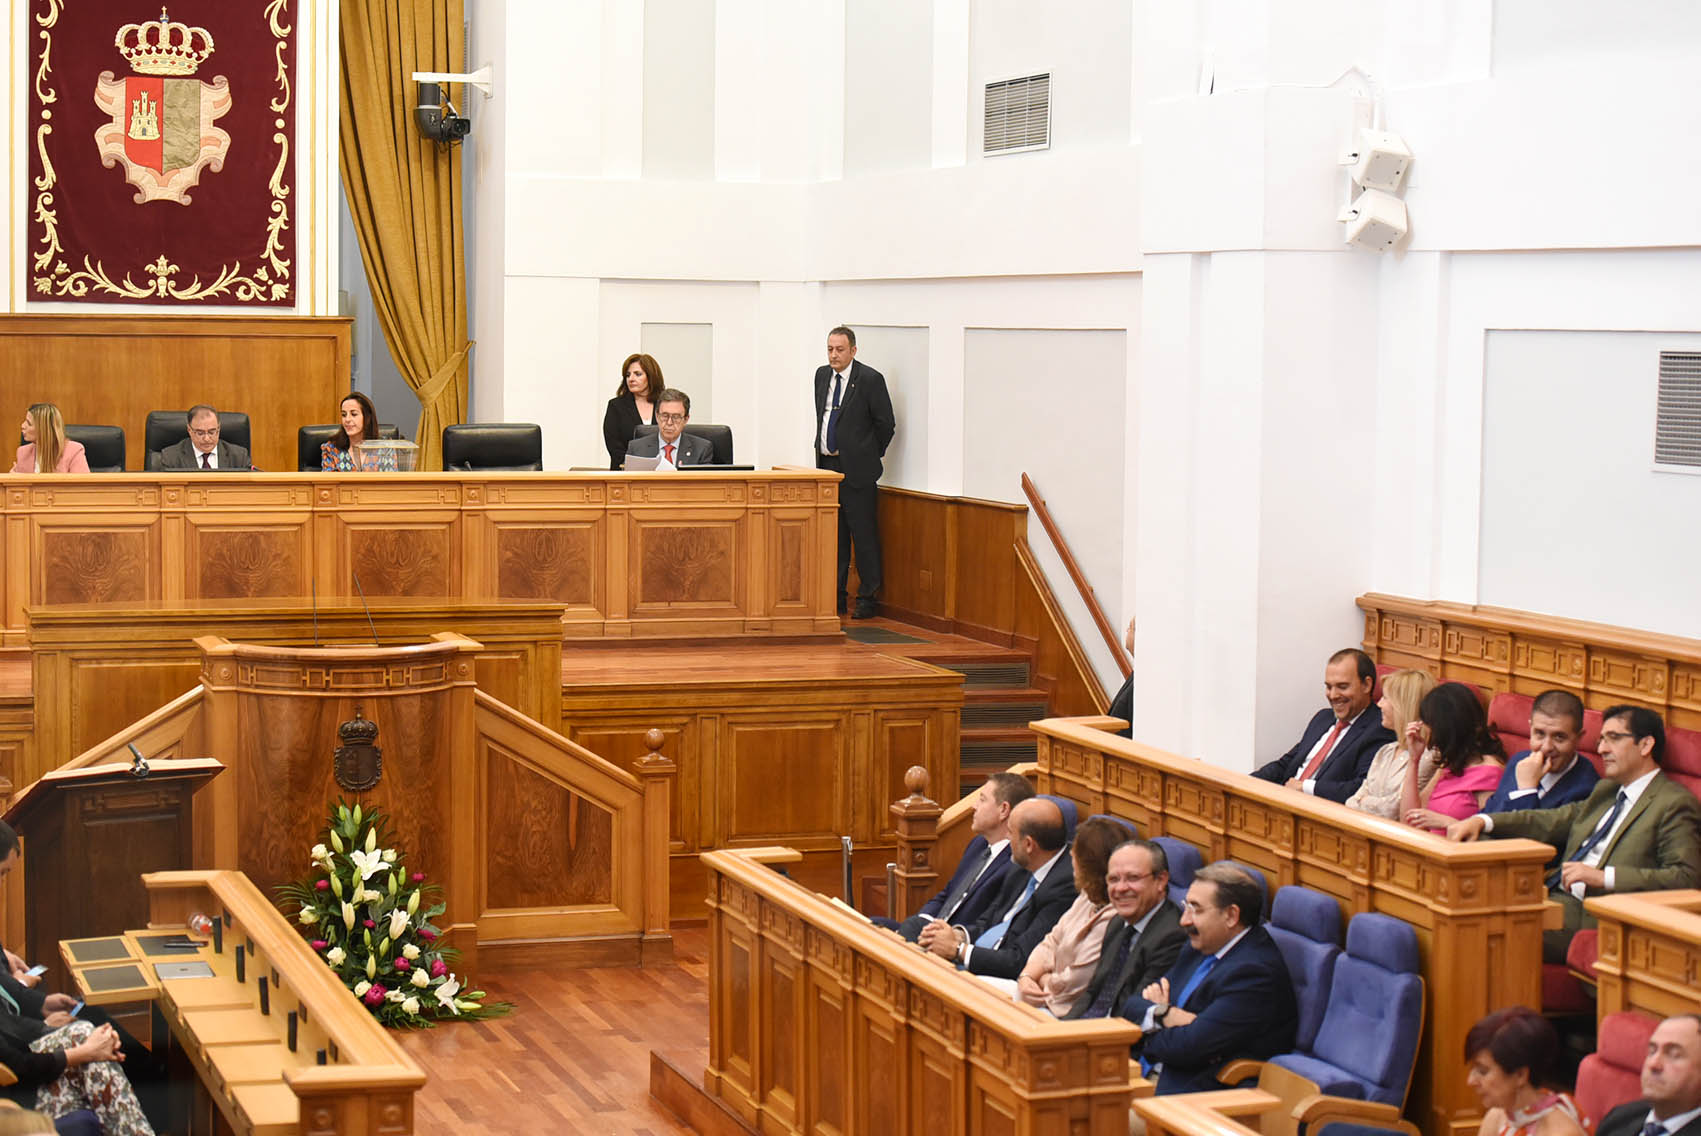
left=395, top=927, right=711, bottom=1135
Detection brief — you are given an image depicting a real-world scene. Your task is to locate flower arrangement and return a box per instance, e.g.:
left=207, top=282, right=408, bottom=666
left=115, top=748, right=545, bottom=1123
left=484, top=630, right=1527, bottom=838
left=278, top=801, right=511, bottom=1027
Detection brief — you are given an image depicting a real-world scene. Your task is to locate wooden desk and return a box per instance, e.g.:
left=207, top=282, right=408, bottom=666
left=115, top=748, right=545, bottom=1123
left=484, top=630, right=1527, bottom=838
left=702, top=847, right=1142, bottom=1135
left=0, top=468, right=841, bottom=648
left=1586, top=890, right=1701, bottom=1022
left=1029, top=716, right=1556, bottom=1136
left=139, top=869, right=427, bottom=1136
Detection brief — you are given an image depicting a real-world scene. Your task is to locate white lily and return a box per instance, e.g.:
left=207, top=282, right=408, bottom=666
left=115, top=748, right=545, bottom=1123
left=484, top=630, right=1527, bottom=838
left=297, top=906, right=316, bottom=924
left=388, top=909, right=409, bottom=939
left=348, top=848, right=386, bottom=881
left=381, top=848, right=397, bottom=863
left=341, top=901, right=356, bottom=930
left=311, top=843, right=329, bottom=863
left=434, top=975, right=462, bottom=1014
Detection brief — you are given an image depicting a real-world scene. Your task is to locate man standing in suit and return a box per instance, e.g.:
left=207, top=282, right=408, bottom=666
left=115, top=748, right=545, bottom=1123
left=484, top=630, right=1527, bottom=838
left=918, top=797, right=1076, bottom=979
left=1252, top=649, right=1395, bottom=803
left=1449, top=704, right=1701, bottom=962
left=1067, top=839, right=1185, bottom=1020
left=1596, top=1014, right=1701, bottom=1136
left=813, top=326, right=895, bottom=619
left=1480, top=689, right=1600, bottom=815
left=625, top=389, right=714, bottom=469
left=874, top=771, right=1033, bottom=941
left=156, top=405, right=250, bottom=470
left=1123, top=862, right=1297, bottom=1095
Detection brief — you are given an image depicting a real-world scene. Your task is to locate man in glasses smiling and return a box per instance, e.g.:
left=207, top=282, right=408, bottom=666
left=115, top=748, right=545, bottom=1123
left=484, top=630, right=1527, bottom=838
left=1449, top=703, right=1701, bottom=962
left=624, top=388, right=714, bottom=470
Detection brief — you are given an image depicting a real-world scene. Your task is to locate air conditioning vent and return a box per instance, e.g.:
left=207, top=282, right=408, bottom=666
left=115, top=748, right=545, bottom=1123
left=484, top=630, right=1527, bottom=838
left=1655, top=350, right=1701, bottom=468
left=983, top=73, right=1050, bottom=155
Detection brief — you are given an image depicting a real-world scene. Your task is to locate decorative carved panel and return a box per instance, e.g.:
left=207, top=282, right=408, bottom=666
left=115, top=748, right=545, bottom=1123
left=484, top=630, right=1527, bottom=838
left=43, top=529, right=149, bottom=604
left=496, top=525, right=594, bottom=605
left=774, top=520, right=805, bottom=605
left=484, top=747, right=613, bottom=909
left=1444, top=625, right=1512, bottom=669
left=637, top=524, right=734, bottom=605
left=1512, top=637, right=1587, bottom=684
left=195, top=528, right=304, bottom=598
left=349, top=528, right=451, bottom=597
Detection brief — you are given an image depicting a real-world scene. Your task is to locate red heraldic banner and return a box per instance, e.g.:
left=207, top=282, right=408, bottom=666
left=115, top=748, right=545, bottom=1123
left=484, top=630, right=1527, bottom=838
left=27, top=2, right=298, bottom=306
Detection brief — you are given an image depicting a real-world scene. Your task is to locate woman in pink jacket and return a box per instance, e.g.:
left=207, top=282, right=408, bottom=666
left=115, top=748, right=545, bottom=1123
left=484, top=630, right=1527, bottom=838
left=12, top=404, right=88, bottom=473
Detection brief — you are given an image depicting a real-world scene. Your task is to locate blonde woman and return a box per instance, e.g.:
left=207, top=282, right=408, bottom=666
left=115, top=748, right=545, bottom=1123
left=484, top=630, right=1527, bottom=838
left=11, top=405, right=88, bottom=474
left=1344, top=669, right=1438, bottom=819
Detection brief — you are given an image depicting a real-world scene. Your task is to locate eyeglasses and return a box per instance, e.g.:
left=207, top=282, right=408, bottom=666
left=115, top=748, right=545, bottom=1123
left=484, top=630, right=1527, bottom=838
left=188, top=427, right=219, bottom=438
left=657, top=412, right=687, bottom=424
left=1599, top=730, right=1635, bottom=744
left=1107, top=872, right=1157, bottom=885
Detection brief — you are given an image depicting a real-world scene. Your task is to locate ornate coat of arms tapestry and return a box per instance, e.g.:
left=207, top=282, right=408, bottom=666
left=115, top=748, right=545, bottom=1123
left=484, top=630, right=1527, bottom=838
left=28, top=3, right=298, bottom=306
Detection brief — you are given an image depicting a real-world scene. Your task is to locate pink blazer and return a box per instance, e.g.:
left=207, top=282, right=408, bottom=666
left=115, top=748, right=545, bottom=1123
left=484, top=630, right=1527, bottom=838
left=11, top=439, right=89, bottom=473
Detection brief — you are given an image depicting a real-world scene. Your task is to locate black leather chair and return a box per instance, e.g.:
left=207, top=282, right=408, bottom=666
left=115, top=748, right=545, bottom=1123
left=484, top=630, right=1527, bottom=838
left=441, top=423, right=543, bottom=471
left=630, top=423, right=734, bottom=465
left=144, top=410, right=251, bottom=470
left=65, top=425, right=126, bottom=472
left=297, top=423, right=403, bottom=471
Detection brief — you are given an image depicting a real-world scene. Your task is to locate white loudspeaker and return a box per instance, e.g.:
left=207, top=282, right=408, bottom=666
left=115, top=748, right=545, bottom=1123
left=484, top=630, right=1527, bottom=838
left=1340, top=189, right=1408, bottom=252
left=1349, top=130, right=1412, bottom=191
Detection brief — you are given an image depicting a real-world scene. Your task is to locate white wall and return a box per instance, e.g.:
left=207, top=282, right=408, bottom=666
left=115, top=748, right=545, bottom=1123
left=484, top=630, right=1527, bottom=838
left=849, top=326, right=930, bottom=490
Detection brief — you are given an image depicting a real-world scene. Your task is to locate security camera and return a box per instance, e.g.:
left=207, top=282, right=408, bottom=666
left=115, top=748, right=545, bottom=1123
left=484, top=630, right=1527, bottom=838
left=415, top=82, right=471, bottom=145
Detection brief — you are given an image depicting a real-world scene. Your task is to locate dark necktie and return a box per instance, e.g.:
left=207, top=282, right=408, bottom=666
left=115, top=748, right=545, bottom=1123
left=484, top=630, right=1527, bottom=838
left=826, top=372, right=843, bottom=452
left=1549, top=789, right=1628, bottom=888
left=1640, top=1122, right=1665, bottom=1136
left=937, top=844, right=992, bottom=922
left=200, top=451, right=212, bottom=470
left=1079, top=922, right=1137, bottom=1018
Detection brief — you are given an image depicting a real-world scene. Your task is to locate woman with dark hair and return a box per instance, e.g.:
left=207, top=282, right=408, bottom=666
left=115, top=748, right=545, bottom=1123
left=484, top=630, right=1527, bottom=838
left=1011, top=816, right=1124, bottom=1017
left=603, top=353, right=664, bottom=469
left=1465, top=1007, right=1587, bottom=1136
left=320, top=393, right=381, bottom=472
left=11, top=404, right=88, bottom=474
left=1403, top=682, right=1506, bottom=833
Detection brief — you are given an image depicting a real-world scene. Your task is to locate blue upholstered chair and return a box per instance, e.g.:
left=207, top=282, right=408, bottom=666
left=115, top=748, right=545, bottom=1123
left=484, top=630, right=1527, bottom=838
left=1036, top=794, right=1078, bottom=841
left=1149, top=836, right=1201, bottom=909
left=1225, top=861, right=1272, bottom=921
left=1265, top=886, right=1344, bottom=1052
left=1270, top=912, right=1424, bottom=1106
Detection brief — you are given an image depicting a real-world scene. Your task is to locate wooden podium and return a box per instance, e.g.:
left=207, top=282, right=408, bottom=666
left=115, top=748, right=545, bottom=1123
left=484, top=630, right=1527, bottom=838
left=4, top=756, right=222, bottom=988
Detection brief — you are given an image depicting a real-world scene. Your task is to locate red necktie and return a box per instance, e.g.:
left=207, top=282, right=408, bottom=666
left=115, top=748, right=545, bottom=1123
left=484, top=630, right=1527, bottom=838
left=664, top=443, right=675, bottom=465
left=1299, top=718, right=1350, bottom=781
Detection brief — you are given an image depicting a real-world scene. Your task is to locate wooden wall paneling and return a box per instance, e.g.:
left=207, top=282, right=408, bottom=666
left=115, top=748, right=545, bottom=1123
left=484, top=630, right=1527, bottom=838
left=565, top=716, right=697, bottom=853
left=757, top=903, right=805, bottom=1131
left=949, top=502, right=1026, bottom=645
left=877, top=486, right=953, bottom=620
left=1033, top=715, right=1554, bottom=1136
left=803, top=928, right=854, bottom=1135
left=870, top=709, right=953, bottom=843
left=720, top=716, right=848, bottom=847
left=1585, top=891, right=1701, bottom=1023
left=706, top=873, right=762, bottom=1127
left=0, top=315, right=352, bottom=474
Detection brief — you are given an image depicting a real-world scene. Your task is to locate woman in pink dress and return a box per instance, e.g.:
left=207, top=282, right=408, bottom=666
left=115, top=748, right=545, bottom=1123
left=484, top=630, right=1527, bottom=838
left=1402, top=682, right=1505, bottom=834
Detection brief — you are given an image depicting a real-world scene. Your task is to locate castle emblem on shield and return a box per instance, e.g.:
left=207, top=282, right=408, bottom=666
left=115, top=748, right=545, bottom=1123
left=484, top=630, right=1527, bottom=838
left=93, top=8, right=231, bottom=205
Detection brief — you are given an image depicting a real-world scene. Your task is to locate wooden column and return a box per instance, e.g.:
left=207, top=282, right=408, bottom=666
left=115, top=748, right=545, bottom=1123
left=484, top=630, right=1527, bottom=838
left=637, top=728, right=678, bottom=962
left=888, top=765, right=942, bottom=922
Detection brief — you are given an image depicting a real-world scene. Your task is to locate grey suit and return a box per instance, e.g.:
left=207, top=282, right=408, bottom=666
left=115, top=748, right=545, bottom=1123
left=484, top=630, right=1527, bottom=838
left=156, top=437, right=250, bottom=470
left=625, top=431, right=715, bottom=467
left=1065, top=901, right=1186, bottom=1019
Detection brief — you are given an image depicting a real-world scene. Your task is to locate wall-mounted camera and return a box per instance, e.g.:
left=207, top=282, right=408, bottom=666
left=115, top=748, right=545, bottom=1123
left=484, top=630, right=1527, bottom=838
left=415, top=81, right=471, bottom=145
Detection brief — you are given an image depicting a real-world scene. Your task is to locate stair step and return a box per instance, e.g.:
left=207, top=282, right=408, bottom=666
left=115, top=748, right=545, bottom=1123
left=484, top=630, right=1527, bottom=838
left=935, top=659, right=1031, bottom=689
left=960, top=701, right=1049, bottom=730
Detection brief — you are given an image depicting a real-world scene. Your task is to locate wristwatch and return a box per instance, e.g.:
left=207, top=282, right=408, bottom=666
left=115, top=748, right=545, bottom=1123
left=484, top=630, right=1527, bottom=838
left=1153, top=1003, right=1172, bottom=1026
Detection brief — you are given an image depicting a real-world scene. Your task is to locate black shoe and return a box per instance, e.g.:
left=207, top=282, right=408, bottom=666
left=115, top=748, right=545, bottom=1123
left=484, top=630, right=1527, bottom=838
left=852, top=598, right=878, bottom=619
left=837, top=593, right=848, bottom=615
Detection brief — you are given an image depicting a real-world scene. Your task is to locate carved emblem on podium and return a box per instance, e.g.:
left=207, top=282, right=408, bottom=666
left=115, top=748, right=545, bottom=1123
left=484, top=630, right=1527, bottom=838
left=333, top=710, right=383, bottom=792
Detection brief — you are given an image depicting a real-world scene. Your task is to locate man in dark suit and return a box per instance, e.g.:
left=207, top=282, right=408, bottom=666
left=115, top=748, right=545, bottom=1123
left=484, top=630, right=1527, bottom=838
left=1252, top=649, right=1395, bottom=803
left=874, top=771, right=1033, bottom=941
left=1066, top=839, right=1185, bottom=1020
left=1596, top=1014, right=1701, bottom=1136
left=1123, top=862, right=1297, bottom=1095
left=918, top=797, right=1075, bottom=979
left=1450, top=704, right=1701, bottom=962
left=156, top=405, right=250, bottom=470
left=1480, top=688, right=1600, bottom=815
left=813, top=326, right=895, bottom=619
left=625, top=389, right=715, bottom=468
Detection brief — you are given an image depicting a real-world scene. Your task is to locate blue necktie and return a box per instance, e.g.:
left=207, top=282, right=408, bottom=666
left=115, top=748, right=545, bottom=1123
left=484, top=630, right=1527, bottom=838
left=1173, top=952, right=1218, bottom=1009
left=826, top=372, right=843, bottom=452
left=1549, top=790, right=1628, bottom=888
left=974, top=873, right=1038, bottom=948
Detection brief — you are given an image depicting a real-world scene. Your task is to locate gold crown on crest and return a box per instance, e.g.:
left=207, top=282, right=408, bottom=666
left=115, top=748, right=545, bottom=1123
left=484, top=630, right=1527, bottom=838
left=115, top=7, right=214, bottom=76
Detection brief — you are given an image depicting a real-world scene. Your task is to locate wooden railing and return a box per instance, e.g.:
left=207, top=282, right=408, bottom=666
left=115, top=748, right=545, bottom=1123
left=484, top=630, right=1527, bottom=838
left=1029, top=716, right=1556, bottom=1136
left=1586, top=890, right=1701, bottom=1022
left=1022, top=472, right=1131, bottom=678
left=703, top=846, right=1143, bottom=1134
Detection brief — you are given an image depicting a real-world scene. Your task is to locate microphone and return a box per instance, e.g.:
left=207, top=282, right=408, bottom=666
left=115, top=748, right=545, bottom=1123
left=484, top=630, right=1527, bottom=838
left=352, top=572, right=380, bottom=646
left=126, top=742, right=150, bottom=778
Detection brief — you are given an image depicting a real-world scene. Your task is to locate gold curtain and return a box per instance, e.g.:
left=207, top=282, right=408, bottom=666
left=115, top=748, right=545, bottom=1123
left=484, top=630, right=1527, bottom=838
left=338, top=0, right=469, bottom=471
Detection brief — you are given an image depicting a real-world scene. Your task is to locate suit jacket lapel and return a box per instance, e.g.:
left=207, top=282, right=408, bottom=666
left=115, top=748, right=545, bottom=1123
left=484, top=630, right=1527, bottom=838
left=1598, top=773, right=1666, bottom=863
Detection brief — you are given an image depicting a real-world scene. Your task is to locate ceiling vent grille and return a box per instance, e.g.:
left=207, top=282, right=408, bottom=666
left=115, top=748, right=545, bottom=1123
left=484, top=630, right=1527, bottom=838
left=1656, top=350, right=1701, bottom=468
left=983, top=73, right=1050, bottom=155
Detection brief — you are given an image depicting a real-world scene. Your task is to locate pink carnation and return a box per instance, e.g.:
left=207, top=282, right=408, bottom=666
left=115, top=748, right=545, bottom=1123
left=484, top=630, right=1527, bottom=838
left=362, top=984, right=386, bottom=1007
left=394, top=958, right=410, bottom=970
left=430, top=959, right=447, bottom=978
left=419, top=928, right=437, bottom=941
left=363, top=919, right=376, bottom=929
left=411, top=872, right=426, bottom=882
left=310, top=940, right=328, bottom=951
left=314, top=880, right=330, bottom=891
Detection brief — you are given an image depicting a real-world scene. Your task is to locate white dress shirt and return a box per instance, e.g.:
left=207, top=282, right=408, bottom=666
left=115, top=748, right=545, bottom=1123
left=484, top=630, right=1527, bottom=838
left=961, top=844, right=1066, bottom=968
left=1301, top=707, right=1373, bottom=795
left=818, top=366, right=849, bottom=456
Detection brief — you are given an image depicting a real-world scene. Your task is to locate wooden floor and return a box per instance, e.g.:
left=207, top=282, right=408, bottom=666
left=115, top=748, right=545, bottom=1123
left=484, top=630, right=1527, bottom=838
left=395, top=926, right=711, bottom=1135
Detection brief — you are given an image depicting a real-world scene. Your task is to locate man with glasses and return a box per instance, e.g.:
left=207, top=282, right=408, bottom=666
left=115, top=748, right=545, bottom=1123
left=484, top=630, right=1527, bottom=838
left=1065, top=840, right=1184, bottom=1020
left=157, top=405, right=250, bottom=471
left=1449, top=704, right=1701, bottom=962
left=624, top=388, right=713, bottom=469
